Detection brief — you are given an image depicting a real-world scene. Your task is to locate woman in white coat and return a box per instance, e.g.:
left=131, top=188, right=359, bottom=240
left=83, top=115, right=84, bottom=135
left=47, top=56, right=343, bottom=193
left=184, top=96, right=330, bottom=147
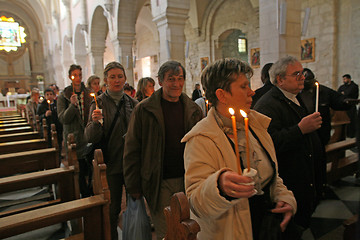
left=182, top=58, right=298, bottom=240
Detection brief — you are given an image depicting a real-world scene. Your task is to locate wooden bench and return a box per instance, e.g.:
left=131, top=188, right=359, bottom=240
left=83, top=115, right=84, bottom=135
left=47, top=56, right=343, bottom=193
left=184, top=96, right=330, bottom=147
left=325, top=138, right=358, bottom=183
left=0, top=118, right=27, bottom=124
left=0, top=148, right=59, bottom=177
left=0, top=149, right=111, bottom=240
left=0, top=138, right=49, bottom=154
left=0, top=125, right=33, bottom=135
left=164, top=192, right=200, bottom=240
left=0, top=131, right=41, bottom=143
left=329, top=110, right=351, bottom=144
left=0, top=121, right=30, bottom=129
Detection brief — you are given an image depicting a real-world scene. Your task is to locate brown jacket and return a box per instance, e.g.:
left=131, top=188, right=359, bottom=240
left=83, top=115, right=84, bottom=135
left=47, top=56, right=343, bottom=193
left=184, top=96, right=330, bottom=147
left=123, top=88, right=203, bottom=211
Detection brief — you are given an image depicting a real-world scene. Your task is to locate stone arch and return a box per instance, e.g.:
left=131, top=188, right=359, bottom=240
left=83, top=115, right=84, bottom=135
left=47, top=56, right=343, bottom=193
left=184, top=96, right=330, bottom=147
left=74, top=24, right=88, bottom=76
left=89, top=6, right=108, bottom=78
left=62, top=36, right=73, bottom=87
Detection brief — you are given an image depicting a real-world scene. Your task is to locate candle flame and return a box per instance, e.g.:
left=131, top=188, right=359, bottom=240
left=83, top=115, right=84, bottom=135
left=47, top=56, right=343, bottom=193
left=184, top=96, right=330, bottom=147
left=40, top=96, right=44, bottom=100
left=240, top=109, right=247, bottom=118
left=205, top=100, right=208, bottom=104
left=90, top=93, right=95, bottom=97
left=315, top=82, right=319, bottom=86
left=229, top=108, right=235, bottom=115
left=71, top=76, right=75, bottom=80
left=47, top=100, right=50, bottom=104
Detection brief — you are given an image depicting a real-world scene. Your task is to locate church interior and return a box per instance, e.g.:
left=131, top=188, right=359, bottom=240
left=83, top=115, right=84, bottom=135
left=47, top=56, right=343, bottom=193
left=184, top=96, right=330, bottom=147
left=0, top=0, right=359, bottom=239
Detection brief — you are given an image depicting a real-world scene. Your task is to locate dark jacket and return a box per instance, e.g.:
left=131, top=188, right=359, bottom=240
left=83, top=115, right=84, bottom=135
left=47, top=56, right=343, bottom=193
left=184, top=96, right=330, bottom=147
left=254, top=86, right=322, bottom=228
left=37, top=99, right=63, bottom=147
left=57, top=83, right=91, bottom=159
left=192, top=89, right=202, bottom=101
left=299, top=84, right=351, bottom=145
left=84, top=91, right=138, bottom=175
left=123, top=88, right=203, bottom=211
left=251, top=81, right=273, bottom=108
left=338, top=81, right=359, bottom=99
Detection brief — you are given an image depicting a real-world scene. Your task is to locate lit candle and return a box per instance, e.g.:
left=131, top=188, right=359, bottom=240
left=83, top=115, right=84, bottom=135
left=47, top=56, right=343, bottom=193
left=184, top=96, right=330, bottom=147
left=240, top=110, right=250, bottom=172
left=315, top=82, right=319, bottom=112
left=71, top=76, right=75, bottom=94
left=229, top=108, right=242, bottom=175
left=90, top=93, right=98, bottom=109
left=47, top=100, right=51, bottom=110
left=205, top=100, right=209, bottom=115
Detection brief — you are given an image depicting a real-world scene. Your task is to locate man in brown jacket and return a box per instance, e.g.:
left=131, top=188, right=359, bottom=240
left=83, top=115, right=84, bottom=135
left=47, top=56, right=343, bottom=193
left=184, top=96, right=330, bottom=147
left=123, top=61, right=203, bottom=239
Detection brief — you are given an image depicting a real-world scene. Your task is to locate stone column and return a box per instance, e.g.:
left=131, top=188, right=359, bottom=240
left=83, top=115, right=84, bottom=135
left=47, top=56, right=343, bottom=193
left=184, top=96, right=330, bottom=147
left=152, top=0, right=190, bottom=66
left=89, top=46, right=105, bottom=80
left=113, top=34, right=135, bottom=86
left=259, top=0, right=302, bottom=66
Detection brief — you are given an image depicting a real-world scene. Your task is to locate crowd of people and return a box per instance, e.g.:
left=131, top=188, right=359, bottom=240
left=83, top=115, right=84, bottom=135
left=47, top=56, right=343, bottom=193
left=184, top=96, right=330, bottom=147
left=23, top=56, right=358, bottom=240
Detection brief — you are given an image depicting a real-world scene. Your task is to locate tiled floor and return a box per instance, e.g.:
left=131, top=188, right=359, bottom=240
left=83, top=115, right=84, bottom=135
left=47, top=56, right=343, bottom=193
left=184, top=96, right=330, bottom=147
left=303, top=175, right=360, bottom=240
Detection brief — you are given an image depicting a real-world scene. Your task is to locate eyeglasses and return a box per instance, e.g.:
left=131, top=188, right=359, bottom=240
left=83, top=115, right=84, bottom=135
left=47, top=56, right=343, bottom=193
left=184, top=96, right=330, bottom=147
left=285, top=71, right=305, bottom=79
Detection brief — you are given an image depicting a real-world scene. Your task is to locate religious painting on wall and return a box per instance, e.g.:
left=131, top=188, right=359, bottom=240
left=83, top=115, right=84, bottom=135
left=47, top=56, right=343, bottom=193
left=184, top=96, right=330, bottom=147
left=250, top=48, right=260, bottom=68
left=301, top=38, right=315, bottom=62
left=200, top=57, right=209, bottom=71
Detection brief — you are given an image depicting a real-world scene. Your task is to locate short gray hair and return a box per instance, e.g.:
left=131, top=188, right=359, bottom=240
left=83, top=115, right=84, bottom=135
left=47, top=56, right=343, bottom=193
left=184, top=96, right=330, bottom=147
left=270, top=56, right=299, bottom=85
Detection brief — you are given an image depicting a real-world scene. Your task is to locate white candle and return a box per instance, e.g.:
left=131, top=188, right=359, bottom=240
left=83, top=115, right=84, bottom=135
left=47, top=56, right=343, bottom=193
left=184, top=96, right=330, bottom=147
left=315, top=82, right=319, bottom=112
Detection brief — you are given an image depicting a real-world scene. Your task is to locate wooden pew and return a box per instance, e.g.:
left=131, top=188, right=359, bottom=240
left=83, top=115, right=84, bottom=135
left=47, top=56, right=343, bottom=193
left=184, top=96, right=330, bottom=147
left=0, top=122, right=30, bottom=129
left=0, top=118, right=27, bottom=124
left=0, top=131, right=40, bottom=143
left=0, top=133, right=77, bottom=217
left=0, top=125, right=33, bottom=135
left=164, top=192, right=200, bottom=240
left=0, top=149, right=111, bottom=240
left=325, top=138, right=358, bottom=183
left=0, top=138, right=49, bottom=154
left=0, top=148, right=59, bottom=177
left=329, top=110, right=350, bottom=144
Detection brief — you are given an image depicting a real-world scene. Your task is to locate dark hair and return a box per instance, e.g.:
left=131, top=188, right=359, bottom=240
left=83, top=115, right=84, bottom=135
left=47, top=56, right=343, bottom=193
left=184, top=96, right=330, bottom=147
left=303, top=68, right=315, bottom=81
left=201, top=58, right=253, bottom=106
left=124, top=83, right=134, bottom=92
left=44, top=88, right=55, bottom=94
left=342, top=74, right=351, bottom=79
left=157, top=61, right=185, bottom=83
left=104, top=62, right=126, bottom=79
left=68, top=64, right=82, bottom=76
left=261, top=63, right=273, bottom=84
left=49, top=84, right=59, bottom=91
left=86, top=75, right=100, bottom=89
left=136, top=77, right=155, bottom=101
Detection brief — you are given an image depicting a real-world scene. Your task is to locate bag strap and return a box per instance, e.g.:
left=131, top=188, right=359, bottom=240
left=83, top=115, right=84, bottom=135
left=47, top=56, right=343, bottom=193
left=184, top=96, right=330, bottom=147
left=103, top=96, right=125, bottom=142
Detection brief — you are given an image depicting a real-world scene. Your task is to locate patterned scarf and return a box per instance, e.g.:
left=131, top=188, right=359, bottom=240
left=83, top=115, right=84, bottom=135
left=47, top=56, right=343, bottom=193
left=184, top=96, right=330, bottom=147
left=76, top=91, right=85, bottom=122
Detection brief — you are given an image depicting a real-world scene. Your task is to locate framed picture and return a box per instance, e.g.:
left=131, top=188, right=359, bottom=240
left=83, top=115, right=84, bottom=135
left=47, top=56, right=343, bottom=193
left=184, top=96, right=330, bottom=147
left=250, top=48, right=260, bottom=68
left=301, top=38, right=315, bottom=62
left=200, top=57, right=209, bottom=71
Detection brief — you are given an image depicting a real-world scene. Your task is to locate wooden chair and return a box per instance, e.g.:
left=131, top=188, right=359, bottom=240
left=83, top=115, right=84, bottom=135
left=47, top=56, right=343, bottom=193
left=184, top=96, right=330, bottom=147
left=164, top=192, right=200, bottom=240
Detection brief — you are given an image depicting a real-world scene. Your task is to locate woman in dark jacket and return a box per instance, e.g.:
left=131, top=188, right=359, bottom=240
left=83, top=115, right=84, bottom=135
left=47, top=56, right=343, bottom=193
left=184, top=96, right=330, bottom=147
left=84, top=62, right=138, bottom=240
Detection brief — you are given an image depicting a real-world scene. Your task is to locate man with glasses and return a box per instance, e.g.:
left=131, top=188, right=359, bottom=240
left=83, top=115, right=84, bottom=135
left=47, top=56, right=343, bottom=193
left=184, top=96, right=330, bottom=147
left=254, top=56, right=323, bottom=234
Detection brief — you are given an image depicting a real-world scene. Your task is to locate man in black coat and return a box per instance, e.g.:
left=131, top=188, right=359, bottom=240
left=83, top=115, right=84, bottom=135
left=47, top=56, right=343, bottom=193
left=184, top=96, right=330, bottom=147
left=192, top=83, right=202, bottom=101
left=254, top=56, right=323, bottom=230
left=338, top=74, right=359, bottom=138
left=251, top=62, right=273, bottom=108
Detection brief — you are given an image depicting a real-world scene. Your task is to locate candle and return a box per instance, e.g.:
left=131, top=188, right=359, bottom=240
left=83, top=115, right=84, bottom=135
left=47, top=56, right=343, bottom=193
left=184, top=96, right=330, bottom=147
left=315, top=82, right=319, bottom=112
left=240, top=110, right=250, bottom=172
left=90, top=93, right=98, bottom=109
left=47, top=100, right=51, bottom=110
left=71, top=76, right=75, bottom=94
left=205, top=100, right=209, bottom=115
left=229, top=108, right=242, bottom=175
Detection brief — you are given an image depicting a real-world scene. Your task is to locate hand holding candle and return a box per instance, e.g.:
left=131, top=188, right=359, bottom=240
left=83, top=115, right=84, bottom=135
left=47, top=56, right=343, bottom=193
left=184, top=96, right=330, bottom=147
left=90, top=93, right=98, bottom=109
left=71, top=76, right=75, bottom=94
left=47, top=100, right=51, bottom=110
left=240, top=110, right=250, bottom=172
left=229, top=108, right=242, bottom=175
left=315, top=82, right=319, bottom=112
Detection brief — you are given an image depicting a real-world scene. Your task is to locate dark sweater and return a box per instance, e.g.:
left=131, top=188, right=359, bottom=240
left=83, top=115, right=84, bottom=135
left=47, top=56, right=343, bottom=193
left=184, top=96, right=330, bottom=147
left=161, top=98, right=185, bottom=179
